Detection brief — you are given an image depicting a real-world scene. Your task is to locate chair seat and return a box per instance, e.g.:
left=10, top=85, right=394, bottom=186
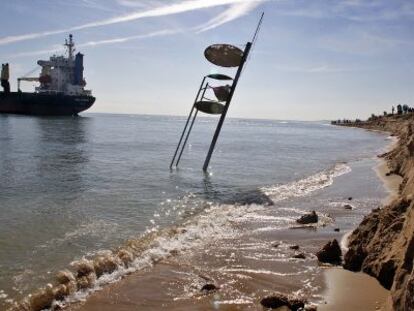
left=195, top=101, right=224, bottom=115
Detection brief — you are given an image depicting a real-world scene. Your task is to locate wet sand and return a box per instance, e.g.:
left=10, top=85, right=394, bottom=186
left=319, top=144, right=402, bottom=311
left=68, top=158, right=396, bottom=311
left=75, top=265, right=392, bottom=311
left=71, top=224, right=329, bottom=311
left=318, top=268, right=390, bottom=311
left=375, top=160, right=402, bottom=205
left=71, top=154, right=400, bottom=311
left=72, top=235, right=391, bottom=311
left=333, top=115, right=414, bottom=310
left=374, top=135, right=402, bottom=204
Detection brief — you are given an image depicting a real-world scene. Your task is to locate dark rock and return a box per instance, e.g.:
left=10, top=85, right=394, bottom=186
left=260, top=294, right=288, bottom=309
left=289, top=298, right=306, bottom=311
left=344, top=204, right=353, bottom=210
left=316, top=239, right=342, bottom=264
left=344, top=246, right=366, bottom=271
left=348, top=197, right=353, bottom=201
left=272, top=242, right=280, bottom=248
left=170, top=249, right=179, bottom=256
left=376, top=260, right=397, bottom=290
left=227, top=190, right=274, bottom=206
left=260, top=293, right=305, bottom=310
left=201, top=283, right=218, bottom=292
left=292, top=252, right=306, bottom=259
left=289, top=245, right=300, bottom=250
left=296, top=211, right=318, bottom=224
left=334, top=228, right=340, bottom=232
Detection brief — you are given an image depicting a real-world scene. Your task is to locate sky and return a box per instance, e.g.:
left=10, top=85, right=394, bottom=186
left=0, top=0, right=413, bottom=121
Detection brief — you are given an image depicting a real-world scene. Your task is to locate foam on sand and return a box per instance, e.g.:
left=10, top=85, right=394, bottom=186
left=5, top=163, right=351, bottom=311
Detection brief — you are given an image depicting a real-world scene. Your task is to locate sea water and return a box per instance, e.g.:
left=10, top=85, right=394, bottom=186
left=0, top=114, right=389, bottom=308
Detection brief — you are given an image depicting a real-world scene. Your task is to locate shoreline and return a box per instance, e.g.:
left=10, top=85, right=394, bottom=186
left=5, top=122, right=401, bottom=311
left=338, top=114, right=414, bottom=311
left=375, top=160, right=402, bottom=205
left=319, top=132, right=401, bottom=311
left=375, top=134, right=401, bottom=205
left=68, top=132, right=394, bottom=311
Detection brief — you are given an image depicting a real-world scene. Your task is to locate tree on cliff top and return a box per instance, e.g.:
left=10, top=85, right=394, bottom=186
left=403, top=104, right=409, bottom=114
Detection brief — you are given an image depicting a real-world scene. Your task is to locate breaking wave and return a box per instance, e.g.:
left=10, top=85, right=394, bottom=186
left=5, top=163, right=351, bottom=311
left=262, top=163, right=351, bottom=202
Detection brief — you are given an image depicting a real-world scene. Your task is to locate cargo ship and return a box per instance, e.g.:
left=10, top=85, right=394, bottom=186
left=0, top=34, right=95, bottom=116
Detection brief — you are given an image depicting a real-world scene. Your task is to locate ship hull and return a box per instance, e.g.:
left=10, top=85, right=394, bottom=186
left=0, top=92, right=95, bottom=116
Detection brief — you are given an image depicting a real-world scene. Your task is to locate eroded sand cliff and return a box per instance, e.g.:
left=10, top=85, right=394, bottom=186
left=340, top=114, right=414, bottom=311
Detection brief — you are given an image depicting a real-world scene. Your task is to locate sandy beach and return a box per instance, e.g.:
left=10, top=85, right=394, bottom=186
left=68, top=118, right=413, bottom=311
left=64, top=137, right=400, bottom=311
left=318, top=154, right=403, bottom=311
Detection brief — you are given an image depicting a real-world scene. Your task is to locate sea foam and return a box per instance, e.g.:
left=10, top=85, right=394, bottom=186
left=7, top=163, right=351, bottom=311
left=261, top=163, right=351, bottom=202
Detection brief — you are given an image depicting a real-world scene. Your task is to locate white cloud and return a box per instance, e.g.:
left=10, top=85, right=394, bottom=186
left=114, top=0, right=167, bottom=9
left=12, top=45, right=64, bottom=58
left=78, top=29, right=179, bottom=47
left=196, top=1, right=260, bottom=33
left=0, top=0, right=267, bottom=45
left=270, top=0, right=414, bottom=22
left=9, top=30, right=179, bottom=58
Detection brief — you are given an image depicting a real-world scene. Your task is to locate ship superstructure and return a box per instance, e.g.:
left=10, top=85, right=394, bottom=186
left=18, top=34, right=91, bottom=96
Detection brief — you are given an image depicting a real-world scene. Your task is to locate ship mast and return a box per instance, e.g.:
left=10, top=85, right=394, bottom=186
left=64, top=34, right=75, bottom=60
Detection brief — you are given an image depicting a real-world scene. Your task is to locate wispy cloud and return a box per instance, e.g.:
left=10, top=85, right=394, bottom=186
left=114, top=0, right=167, bottom=9
left=10, top=29, right=179, bottom=58
left=196, top=1, right=260, bottom=32
left=274, top=63, right=360, bottom=73
left=11, top=46, right=64, bottom=58
left=56, top=0, right=116, bottom=12
left=0, top=0, right=266, bottom=46
left=78, top=29, right=179, bottom=47
left=268, top=0, right=414, bottom=22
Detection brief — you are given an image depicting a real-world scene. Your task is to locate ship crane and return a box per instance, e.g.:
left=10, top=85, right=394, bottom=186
left=17, top=66, right=40, bottom=92
left=17, top=77, right=39, bottom=92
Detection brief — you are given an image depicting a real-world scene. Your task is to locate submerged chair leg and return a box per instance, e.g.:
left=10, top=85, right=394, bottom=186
left=174, top=82, right=210, bottom=167
left=170, top=106, right=195, bottom=169
left=175, top=110, right=198, bottom=168
left=170, top=77, right=206, bottom=169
